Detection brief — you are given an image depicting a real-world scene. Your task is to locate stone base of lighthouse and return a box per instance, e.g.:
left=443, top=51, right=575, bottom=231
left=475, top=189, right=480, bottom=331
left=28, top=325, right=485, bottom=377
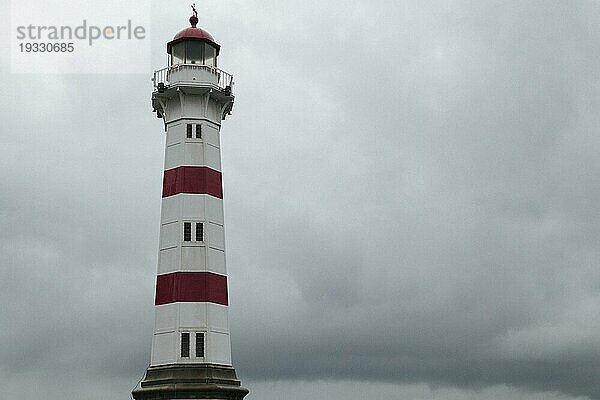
left=132, top=364, right=249, bottom=400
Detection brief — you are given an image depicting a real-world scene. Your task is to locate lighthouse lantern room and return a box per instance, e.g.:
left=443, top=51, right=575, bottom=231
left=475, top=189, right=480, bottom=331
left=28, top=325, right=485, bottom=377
left=133, top=8, right=247, bottom=400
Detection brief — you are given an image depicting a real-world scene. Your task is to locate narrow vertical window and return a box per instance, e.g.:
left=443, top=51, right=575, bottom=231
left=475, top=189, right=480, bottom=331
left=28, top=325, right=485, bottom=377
left=196, top=124, right=202, bottom=139
left=186, top=124, right=193, bottom=138
left=196, top=332, right=205, bottom=357
left=196, top=222, right=204, bottom=242
left=181, top=332, right=190, bottom=358
left=183, top=222, right=192, bottom=242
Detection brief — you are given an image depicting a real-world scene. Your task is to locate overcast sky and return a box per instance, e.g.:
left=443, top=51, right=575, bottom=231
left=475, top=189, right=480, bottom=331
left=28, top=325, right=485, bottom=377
left=2, top=0, right=600, bottom=399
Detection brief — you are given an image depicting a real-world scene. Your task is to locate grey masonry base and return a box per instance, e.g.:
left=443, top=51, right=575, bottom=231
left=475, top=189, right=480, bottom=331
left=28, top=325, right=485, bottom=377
left=132, top=364, right=249, bottom=400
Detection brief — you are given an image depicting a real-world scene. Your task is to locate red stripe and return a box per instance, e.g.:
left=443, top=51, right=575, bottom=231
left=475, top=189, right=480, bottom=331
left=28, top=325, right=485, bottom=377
left=162, top=166, right=223, bottom=198
left=155, top=272, right=229, bottom=306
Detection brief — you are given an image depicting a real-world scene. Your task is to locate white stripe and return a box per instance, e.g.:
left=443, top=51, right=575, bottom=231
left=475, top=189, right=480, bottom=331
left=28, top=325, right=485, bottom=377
left=161, top=194, right=224, bottom=225
left=151, top=303, right=232, bottom=367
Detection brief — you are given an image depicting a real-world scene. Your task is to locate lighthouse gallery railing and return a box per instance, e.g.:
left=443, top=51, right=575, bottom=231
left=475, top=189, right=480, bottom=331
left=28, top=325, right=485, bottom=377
left=152, top=64, right=234, bottom=92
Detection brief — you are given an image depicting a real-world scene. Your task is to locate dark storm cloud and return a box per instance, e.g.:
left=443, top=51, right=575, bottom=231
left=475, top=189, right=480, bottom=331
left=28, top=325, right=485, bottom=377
left=224, top=0, right=600, bottom=398
left=1, top=1, right=600, bottom=399
left=0, top=73, right=159, bottom=394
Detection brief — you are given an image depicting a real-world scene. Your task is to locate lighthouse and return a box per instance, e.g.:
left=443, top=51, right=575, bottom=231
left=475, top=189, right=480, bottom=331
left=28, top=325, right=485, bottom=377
left=132, top=8, right=248, bottom=400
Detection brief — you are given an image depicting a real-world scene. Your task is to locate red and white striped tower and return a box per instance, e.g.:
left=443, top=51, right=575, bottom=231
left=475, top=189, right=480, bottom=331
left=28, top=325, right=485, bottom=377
left=133, top=9, right=248, bottom=400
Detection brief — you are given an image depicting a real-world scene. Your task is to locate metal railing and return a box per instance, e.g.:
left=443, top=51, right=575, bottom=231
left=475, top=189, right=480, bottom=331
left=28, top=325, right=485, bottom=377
left=152, top=64, right=234, bottom=93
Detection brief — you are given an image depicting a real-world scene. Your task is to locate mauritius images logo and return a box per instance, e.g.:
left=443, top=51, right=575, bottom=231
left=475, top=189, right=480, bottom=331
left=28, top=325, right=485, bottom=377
left=10, top=0, right=150, bottom=74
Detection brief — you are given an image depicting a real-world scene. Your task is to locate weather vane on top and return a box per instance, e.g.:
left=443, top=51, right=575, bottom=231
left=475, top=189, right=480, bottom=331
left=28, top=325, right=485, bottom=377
left=189, top=3, right=199, bottom=27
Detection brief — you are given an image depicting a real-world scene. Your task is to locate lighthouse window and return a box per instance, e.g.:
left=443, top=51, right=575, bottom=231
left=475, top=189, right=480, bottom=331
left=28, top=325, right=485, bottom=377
left=181, top=332, right=190, bottom=358
left=171, top=41, right=217, bottom=66
left=195, top=332, right=205, bottom=357
left=187, top=42, right=203, bottom=65
left=183, top=222, right=192, bottom=242
left=204, top=46, right=216, bottom=67
left=196, top=222, right=204, bottom=242
left=186, top=124, right=193, bottom=138
left=196, top=124, right=202, bottom=139
left=171, top=42, right=185, bottom=65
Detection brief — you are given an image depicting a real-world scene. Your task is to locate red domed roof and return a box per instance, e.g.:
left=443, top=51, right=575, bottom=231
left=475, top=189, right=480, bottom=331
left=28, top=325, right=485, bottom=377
left=167, top=16, right=220, bottom=55
left=172, top=26, right=215, bottom=42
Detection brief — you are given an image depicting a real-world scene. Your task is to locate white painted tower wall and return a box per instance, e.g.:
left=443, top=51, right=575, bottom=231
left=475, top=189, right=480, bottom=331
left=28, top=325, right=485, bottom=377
left=151, top=98, right=232, bottom=366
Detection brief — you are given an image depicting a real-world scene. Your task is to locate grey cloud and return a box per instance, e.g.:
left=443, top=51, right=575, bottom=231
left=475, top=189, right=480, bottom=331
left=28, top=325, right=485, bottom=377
left=1, top=1, right=600, bottom=400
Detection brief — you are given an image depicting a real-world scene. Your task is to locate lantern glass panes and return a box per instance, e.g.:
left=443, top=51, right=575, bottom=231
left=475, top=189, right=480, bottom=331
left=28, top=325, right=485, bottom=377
left=171, top=42, right=185, bottom=65
left=186, top=41, right=203, bottom=65
left=204, top=45, right=216, bottom=67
